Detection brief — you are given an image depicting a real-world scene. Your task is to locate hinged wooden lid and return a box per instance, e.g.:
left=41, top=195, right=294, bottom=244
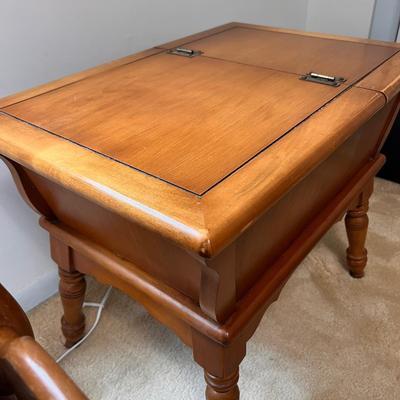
left=4, top=54, right=345, bottom=195
left=0, top=22, right=398, bottom=256
left=2, top=31, right=389, bottom=195
left=161, top=26, right=398, bottom=86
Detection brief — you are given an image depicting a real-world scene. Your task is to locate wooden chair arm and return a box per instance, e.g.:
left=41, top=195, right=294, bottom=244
left=0, top=329, right=87, bottom=400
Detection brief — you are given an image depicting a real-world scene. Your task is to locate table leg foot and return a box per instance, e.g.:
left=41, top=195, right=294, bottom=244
left=58, top=267, right=86, bottom=348
left=205, top=369, right=240, bottom=400
left=345, top=190, right=370, bottom=279
left=192, top=330, right=245, bottom=400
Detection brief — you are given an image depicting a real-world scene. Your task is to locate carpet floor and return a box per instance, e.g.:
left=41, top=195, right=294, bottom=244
left=29, top=178, right=400, bottom=400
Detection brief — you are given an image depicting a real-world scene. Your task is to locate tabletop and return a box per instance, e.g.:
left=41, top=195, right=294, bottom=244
left=0, top=22, right=399, bottom=256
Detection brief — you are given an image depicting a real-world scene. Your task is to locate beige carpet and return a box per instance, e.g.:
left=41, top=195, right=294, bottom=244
left=29, top=178, right=400, bottom=400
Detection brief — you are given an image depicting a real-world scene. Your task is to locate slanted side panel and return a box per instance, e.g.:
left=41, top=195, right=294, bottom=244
left=21, top=168, right=204, bottom=303
left=234, top=102, right=394, bottom=297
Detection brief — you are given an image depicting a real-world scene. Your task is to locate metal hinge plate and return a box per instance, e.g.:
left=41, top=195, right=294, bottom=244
left=167, top=47, right=203, bottom=58
left=300, top=72, right=346, bottom=87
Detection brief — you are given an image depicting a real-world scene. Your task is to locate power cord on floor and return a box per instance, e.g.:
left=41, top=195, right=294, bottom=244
left=56, top=286, right=113, bottom=364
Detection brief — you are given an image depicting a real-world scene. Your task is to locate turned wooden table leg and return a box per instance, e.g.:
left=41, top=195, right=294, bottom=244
left=192, top=330, right=245, bottom=400
left=345, top=188, right=371, bottom=278
left=205, top=369, right=240, bottom=400
left=58, top=267, right=86, bottom=348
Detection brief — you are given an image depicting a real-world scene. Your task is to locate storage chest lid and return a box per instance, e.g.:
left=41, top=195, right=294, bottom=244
left=163, top=26, right=397, bottom=86
left=3, top=25, right=397, bottom=195
left=3, top=52, right=350, bottom=195
left=0, top=22, right=398, bottom=256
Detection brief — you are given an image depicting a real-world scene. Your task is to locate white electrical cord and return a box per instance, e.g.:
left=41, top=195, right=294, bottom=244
left=56, top=286, right=113, bottom=364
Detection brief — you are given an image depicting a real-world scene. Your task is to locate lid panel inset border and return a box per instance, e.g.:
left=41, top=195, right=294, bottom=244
left=4, top=52, right=347, bottom=195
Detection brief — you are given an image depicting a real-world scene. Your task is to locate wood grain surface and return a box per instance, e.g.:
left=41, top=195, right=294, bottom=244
left=233, top=22, right=400, bottom=48
left=0, top=22, right=399, bottom=257
left=4, top=52, right=345, bottom=194
left=356, top=52, right=400, bottom=102
left=0, top=88, right=387, bottom=257
left=0, top=285, right=87, bottom=399
left=166, top=27, right=398, bottom=84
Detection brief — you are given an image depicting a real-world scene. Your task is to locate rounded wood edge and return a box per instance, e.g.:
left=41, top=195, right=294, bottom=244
left=38, top=217, right=227, bottom=345
left=233, top=22, right=400, bottom=49
left=38, top=154, right=382, bottom=348
left=356, top=52, right=400, bottom=103
left=2, top=336, right=88, bottom=399
left=201, top=88, right=386, bottom=256
left=0, top=113, right=210, bottom=256
left=0, top=285, right=33, bottom=339
left=221, top=155, right=385, bottom=339
left=0, top=86, right=387, bottom=259
left=0, top=155, right=55, bottom=218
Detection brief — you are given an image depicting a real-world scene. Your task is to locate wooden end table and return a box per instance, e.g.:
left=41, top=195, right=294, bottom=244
left=1, top=22, right=399, bottom=399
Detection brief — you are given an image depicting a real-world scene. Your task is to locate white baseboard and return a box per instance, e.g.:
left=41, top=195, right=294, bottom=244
left=15, top=269, right=59, bottom=312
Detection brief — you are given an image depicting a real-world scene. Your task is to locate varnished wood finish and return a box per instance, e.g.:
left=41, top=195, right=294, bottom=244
left=373, top=96, right=400, bottom=154
left=0, top=287, right=33, bottom=340
left=1, top=23, right=400, bottom=399
left=0, top=116, right=206, bottom=255
left=161, top=26, right=398, bottom=85
left=39, top=218, right=219, bottom=343
left=52, top=236, right=87, bottom=348
left=345, top=181, right=373, bottom=278
left=205, top=370, right=240, bottom=400
left=33, top=155, right=385, bottom=400
left=0, top=335, right=87, bottom=400
left=231, top=101, right=395, bottom=297
left=356, top=52, right=400, bottom=102
left=229, top=22, right=400, bottom=49
left=26, top=96, right=387, bottom=321
left=0, top=88, right=386, bottom=258
left=38, top=155, right=385, bottom=346
left=4, top=54, right=346, bottom=195
left=0, top=157, right=54, bottom=219
left=58, top=268, right=86, bottom=348
left=203, top=89, right=387, bottom=259
left=0, top=285, right=87, bottom=399
left=221, top=156, right=385, bottom=342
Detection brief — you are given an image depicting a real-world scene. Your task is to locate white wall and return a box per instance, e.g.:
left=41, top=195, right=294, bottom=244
left=370, top=0, right=400, bottom=41
left=0, top=173, right=58, bottom=310
left=306, top=0, right=376, bottom=38
left=0, top=0, right=309, bottom=310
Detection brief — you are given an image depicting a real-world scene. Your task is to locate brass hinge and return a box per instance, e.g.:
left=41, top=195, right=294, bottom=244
left=300, top=72, right=346, bottom=87
left=167, top=47, right=203, bottom=58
